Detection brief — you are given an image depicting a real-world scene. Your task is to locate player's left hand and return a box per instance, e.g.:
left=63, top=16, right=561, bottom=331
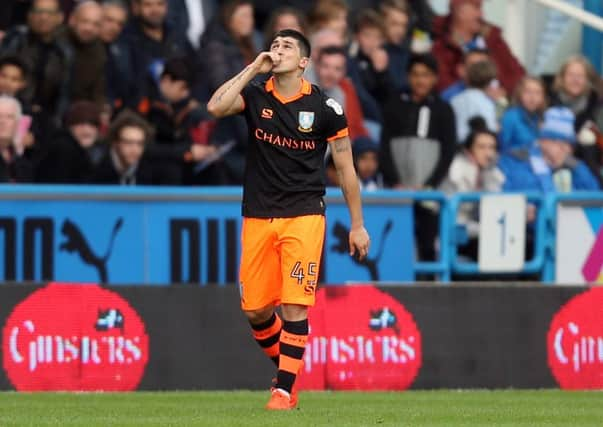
left=349, top=226, right=370, bottom=260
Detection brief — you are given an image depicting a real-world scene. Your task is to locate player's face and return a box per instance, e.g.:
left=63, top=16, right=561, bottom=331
left=269, top=36, right=308, bottom=74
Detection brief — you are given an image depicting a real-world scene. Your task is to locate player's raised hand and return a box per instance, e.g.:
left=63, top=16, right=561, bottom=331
left=251, top=52, right=280, bottom=74
left=349, top=226, right=370, bottom=260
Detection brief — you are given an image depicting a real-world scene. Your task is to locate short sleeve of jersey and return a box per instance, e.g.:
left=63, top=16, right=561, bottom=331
left=320, top=94, right=349, bottom=142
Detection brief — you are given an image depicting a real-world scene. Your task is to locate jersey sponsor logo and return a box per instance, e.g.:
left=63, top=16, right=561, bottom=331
left=326, top=98, right=344, bottom=115
left=254, top=128, right=316, bottom=150
left=298, top=111, right=315, bottom=132
left=261, top=108, right=273, bottom=119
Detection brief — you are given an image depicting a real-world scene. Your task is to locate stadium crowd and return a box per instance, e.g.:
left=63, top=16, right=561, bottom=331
left=0, top=0, right=601, bottom=198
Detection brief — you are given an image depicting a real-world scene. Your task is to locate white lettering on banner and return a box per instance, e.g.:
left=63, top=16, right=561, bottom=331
left=9, top=321, right=143, bottom=373
left=304, top=335, right=417, bottom=373
left=554, top=322, right=603, bottom=373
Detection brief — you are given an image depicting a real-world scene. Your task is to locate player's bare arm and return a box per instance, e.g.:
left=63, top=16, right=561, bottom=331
left=330, top=136, right=371, bottom=260
left=206, top=52, right=281, bottom=118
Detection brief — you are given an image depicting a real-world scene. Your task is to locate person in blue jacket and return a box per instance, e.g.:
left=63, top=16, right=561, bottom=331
left=498, top=76, right=547, bottom=154
left=499, top=106, right=600, bottom=192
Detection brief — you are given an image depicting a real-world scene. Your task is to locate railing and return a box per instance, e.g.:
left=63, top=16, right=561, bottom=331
left=447, top=192, right=548, bottom=280
left=0, top=185, right=601, bottom=284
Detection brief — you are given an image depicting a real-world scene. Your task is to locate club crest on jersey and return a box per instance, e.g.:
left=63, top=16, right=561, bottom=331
left=298, top=111, right=315, bottom=132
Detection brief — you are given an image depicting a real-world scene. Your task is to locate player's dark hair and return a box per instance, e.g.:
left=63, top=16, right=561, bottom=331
left=317, top=45, right=346, bottom=63
left=161, top=57, right=193, bottom=87
left=272, top=29, right=311, bottom=58
left=0, top=55, right=29, bottom=81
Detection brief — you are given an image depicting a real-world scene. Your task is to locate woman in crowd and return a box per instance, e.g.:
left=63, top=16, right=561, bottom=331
left=498, top=76, right=547, bottom=154
left=550, top=55, right=602, bottom=185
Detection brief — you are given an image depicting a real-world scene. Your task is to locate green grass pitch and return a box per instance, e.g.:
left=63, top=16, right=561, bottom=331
left=0, top=390, right=601, bottom=426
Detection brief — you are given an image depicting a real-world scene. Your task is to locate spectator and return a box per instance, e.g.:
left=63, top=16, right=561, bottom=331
left=431, top=0, right=524, bottom=94
left=440, top=47, right=488, bottom=102
left=551, top=55, right=602, bottom=186
left=353, top=136, right=383, bottom=191
left=308, top=0, right=349, bottom=40
left=124, top=0, right=193, bottom=104
left=450, top=59, right=498, bottom=142
left=315, top=46, right=369, bottom=141
left=307, top=28, right=382, bottom=137
left=0, top=95, right=34, bottom=182
left=1, top=0, right=72, bottom=128
left=197, top=0, right=259, bottom=184
left=36, top=101, right=103, bottom=183
left=167, top=0, right=216, bottom=50
left=0, top=56, right=29, bottom=104
left=199, top=0, right=258, bottom=93
left=263, top=6, right=308, bottom=46
left=91, top=109, right=154, bottom=185
left=101, top=0, right=134, bottom=110
left=380, top=54, right=456, bottom=261
left=379, top=0, right=411, bottom=92
left=349, top=9, right=395, bottom=105
left=499, top=107, right=600, bottom=193
left=440, top=117, right=504, bottom=259
left=499, top=76, right=547, bottom=155
left=146, top=57, right=219, bottom=185
left=67, top=1, right=107, bottom=107
left=254, top=1, right=312, bottom=32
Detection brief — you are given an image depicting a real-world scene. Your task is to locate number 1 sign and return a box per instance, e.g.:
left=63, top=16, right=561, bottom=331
left=478, top=194, right=527, bottom=272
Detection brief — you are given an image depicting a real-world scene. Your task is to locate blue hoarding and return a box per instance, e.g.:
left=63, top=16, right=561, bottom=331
left=0, top=186, right=413, bottom=285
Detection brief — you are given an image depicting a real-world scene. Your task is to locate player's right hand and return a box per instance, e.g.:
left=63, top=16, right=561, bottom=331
left=252, top=52, right=280, bottom=74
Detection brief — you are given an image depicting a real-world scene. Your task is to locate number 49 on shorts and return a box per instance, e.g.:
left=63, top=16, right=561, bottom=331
left=290, top=261, right=317, bottom=295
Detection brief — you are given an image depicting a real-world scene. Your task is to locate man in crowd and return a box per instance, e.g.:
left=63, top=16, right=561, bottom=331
left=1, top=0, right=72, bottom=128
left=431, top=0, right=524, bottom=94
left=67, top=1, right=107, bottom=107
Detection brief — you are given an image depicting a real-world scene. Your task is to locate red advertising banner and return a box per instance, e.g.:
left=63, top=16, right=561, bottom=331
left=298, top=285, right=422, bottom=390
left=548, top=287, right=603, bottom=389
left=2, top=283, right=149, bottom=391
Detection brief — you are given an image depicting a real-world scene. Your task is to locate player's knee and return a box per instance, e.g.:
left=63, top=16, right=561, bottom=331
left=243, top=306, right=274, bottom=324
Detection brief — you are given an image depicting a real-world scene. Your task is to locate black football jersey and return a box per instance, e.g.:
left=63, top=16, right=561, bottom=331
left=240, top=77, right=348, bottom=218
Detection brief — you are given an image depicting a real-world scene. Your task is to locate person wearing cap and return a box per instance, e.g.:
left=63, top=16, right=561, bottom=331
left=380, top=53, right=456, bottom=261
left=498, top=106, right=600, bottom=193
left=431, top=0, right=524, bottom=94
left=35, top=100, right=104, bottom=183
left=353, top=136, right=383, bottom=191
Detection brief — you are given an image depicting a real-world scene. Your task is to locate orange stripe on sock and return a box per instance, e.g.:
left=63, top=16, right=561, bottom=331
left=280, top=331, right=307, bottom=347
left=252, top=317, right=282, bottom=340
left=279, top=354, right=302, bottom=374
left=265, top=341, right=279, bottom=358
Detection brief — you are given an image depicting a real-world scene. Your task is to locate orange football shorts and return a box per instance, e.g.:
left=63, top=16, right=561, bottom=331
left=239, top=215, right=325, bottom=311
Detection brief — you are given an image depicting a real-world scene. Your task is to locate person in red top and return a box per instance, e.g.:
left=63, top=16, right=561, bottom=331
left=207, top=29, right=370, bottom=410
left=431, top=0, right=525, bottom=94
